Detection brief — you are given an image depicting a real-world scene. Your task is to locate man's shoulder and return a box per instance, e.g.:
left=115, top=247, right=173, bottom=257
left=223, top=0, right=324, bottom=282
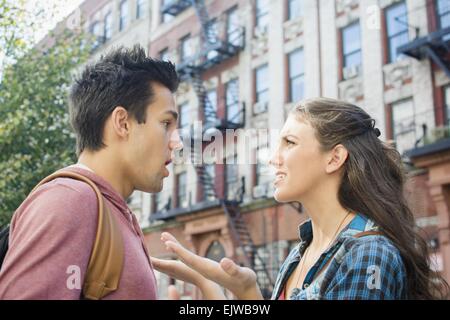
left=12, top=176, right=100, bottom=229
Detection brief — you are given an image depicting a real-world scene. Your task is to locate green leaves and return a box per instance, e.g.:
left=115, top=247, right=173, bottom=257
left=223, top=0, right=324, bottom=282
left=0, top=27, right=90, bottom=226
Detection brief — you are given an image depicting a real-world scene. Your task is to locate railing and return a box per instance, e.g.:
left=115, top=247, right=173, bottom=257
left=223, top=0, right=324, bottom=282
left=176, top=26, right=245, bottom=78
left=150, top=172, right=248, bottom=217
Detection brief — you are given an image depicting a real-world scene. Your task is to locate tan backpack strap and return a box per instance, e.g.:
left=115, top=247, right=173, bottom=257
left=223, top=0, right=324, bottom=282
left=353, top=231, right=383, bottom=238
left=32, top=170, right=124, bottom=300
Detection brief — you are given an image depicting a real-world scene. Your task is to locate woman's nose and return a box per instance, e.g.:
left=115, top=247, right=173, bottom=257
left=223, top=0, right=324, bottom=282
left=269, top=151, right=282, bottom=167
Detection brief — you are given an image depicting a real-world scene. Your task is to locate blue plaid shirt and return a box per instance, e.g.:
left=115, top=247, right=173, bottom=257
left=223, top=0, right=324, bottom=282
left=271, top=214, right=407, bottom=300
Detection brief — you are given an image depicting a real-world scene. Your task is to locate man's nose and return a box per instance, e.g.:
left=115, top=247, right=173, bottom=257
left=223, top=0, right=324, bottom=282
left=169, top=129, right=184, bottom=151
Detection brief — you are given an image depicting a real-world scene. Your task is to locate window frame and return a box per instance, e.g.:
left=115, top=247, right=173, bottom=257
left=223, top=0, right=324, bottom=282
left=288, top=48, right=304, bottom=103
left=287, top=0, right=302, bottom=21
left=104, top=12, right=112, bottom=41
left=385, top=1, right=409, bottom=64
left=255, top=64, right=269, bottom=104
left=176, top=172, right=187, bottom=208
left=255, top=0, right=270, bottom=29
left=119, top=0, right=129, bottom=31
left=341, top=21, right=362, bottom=69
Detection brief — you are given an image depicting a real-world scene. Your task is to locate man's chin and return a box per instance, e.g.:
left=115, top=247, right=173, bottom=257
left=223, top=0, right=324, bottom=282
left=137, top=180, right=164, bottom=194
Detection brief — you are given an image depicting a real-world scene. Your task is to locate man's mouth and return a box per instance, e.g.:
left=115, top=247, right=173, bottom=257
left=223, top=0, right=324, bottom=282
left=163, top=159, right=172, bottom=177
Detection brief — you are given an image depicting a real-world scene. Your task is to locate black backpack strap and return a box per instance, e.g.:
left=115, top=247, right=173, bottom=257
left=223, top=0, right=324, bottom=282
left=0, top=224, right=10, bottom=268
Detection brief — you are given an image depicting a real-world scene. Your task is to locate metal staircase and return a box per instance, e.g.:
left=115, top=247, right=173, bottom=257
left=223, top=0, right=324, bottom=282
left=398, top=26, right=450, bottom=78
left=162, top=0, right=274, bottom=296
left=223, top=202, right=274, bottom=297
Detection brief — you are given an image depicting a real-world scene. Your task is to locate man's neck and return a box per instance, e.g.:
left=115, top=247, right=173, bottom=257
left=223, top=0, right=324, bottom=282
left=78, top=150, right=133, bottom=199
left=73, top=162, right=94, bottom=172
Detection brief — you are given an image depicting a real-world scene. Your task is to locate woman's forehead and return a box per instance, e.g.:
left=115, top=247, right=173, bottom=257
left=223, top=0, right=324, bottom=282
left=281, top=116, right=311, bottom=136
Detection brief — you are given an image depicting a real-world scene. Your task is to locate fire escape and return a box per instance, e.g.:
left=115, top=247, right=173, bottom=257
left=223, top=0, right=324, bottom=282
left=161, top=0, right=274, bottom=297
left=398, top=26, right=450, bottom=78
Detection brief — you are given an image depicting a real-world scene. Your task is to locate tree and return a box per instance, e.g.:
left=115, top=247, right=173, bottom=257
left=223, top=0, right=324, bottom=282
left=0, top=2, right=91, bottom=226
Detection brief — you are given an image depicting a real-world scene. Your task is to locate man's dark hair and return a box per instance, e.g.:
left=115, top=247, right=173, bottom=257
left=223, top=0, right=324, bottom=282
left=69, top=44, right=179, bottom=155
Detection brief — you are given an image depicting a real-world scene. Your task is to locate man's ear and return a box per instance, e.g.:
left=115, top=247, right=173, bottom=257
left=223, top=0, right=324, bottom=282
left=325, top=144, right=348, bottom=174
left=110, top=106, right=130, bottom=139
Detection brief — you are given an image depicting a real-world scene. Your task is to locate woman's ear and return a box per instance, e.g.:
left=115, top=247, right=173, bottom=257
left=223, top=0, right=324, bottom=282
left=325, top=144, right=348, bottom=174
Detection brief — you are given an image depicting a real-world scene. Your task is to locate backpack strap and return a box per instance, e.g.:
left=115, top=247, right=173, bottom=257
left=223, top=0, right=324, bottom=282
left=353, top=230, right=383, bottom=238
left=31, top=170, right=124, bottom=300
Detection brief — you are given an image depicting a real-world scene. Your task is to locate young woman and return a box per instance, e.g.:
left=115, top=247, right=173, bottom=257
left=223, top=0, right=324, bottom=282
left=152, top=97, right=449, bottom=300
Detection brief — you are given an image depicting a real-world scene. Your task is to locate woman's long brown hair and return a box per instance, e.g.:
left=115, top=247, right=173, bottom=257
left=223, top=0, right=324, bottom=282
left=292, top=97, right=449, bottom=299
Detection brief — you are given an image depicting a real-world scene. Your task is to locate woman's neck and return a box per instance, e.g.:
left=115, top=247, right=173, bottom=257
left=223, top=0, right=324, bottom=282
left=301, top=192, right=355, bottom=253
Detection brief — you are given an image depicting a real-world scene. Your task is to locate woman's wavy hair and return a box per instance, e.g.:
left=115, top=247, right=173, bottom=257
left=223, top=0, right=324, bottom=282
left=291, top=97, right=449, bottom=299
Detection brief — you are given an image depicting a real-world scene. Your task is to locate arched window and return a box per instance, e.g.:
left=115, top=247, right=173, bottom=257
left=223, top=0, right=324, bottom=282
left=205, top=240, right=225, bottom=262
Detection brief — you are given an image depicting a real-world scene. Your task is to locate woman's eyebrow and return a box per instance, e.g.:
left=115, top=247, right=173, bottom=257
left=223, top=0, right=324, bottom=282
left=282, top=134, right=299, bottom=140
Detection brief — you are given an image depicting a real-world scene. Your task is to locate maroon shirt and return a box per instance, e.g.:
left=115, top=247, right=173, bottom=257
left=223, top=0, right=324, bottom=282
left=0, top=165, right=158, bottom=299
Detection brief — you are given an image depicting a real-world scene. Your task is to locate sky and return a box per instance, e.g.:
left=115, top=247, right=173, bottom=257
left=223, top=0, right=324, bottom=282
left=25, top=0, right=85, bottom=45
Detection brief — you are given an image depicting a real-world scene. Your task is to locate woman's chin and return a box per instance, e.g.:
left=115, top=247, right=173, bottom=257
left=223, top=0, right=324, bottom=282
left=274, top=189, right=294, bottom=203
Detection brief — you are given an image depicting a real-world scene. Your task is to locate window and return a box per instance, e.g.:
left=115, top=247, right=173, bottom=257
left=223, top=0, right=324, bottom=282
left=179, top=102, right=190, bottom=136
left=225, top=154, right=239, bottom=201
left=445, top=86, right=450, bottom=124
left=392, top=99, right=416, bottom=154
left=180, top=35, right=194, bottom=63
left=119, top=0, right=129, bottom=31
left=437, top=0, right=450, bottom=41
left=205, top=88, right=217, bottom=122
left=160, top=48, right=169, bottom=61
left=104, top=12, right=112, bottom=41
left=161, top=0, right=174, bottom=23
left=227, top=6, right=241, bottom=46
left=288, top=49, right=304, bottom=103
left=206, top=19, right=219, bottom=59
left=342, top=22, right=362, bottom=68
left=226, top=79, right=240, bottom=123
left=256, top=143, right=270, bottom=185
left=204, top=164, right=216, bottom=201
left=385, top=2, right=409, bottom=63
left=90, top=22, right=103, bottom=49
left=136, top=0, right=145, bottom=19
left=255, top=0, right=269, bottom=31
left=154, top=192, right=169, bottom=212
left=288, top=0, right=302, bottom=21
left=176, top=172, right=187, bottom=208
left=255, top=64, right=269, bottom=106
left=437, top=0, right=450, bottom=29
left=205, top=241, right=226, bottom=262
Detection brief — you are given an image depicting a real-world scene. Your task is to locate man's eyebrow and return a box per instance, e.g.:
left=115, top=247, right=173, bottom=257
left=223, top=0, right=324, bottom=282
left=164, top=110, right=178, bottom=121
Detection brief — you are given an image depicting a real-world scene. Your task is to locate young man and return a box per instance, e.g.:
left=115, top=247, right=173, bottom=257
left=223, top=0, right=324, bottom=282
left=0, top=45, right=182, bottom=299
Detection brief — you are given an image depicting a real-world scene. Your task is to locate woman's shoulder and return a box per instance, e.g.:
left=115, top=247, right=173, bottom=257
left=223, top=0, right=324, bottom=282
left=320, top=231, right=407, bottom=299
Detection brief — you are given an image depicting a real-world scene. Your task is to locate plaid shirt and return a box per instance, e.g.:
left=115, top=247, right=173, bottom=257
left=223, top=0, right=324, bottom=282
left=271, top=214, right=407, bottom=300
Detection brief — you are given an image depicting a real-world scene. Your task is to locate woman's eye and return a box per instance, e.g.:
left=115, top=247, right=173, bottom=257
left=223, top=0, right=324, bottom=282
left=284, top=138, right=295, bottom=145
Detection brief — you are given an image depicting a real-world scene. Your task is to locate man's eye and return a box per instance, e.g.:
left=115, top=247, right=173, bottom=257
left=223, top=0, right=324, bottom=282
left=163, top=121, right=171, bottom=128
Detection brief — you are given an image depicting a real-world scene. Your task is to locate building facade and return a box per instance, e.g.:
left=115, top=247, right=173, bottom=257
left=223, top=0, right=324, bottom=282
left=59, top=0, right=450, bottom=299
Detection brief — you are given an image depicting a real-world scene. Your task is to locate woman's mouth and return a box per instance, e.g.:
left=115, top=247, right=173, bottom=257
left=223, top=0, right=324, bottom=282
left=274, top=173, right=287, bottom=186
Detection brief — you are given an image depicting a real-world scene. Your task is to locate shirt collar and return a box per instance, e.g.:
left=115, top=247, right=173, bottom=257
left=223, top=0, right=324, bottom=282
left=297, top=213, right=375, bottom=243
